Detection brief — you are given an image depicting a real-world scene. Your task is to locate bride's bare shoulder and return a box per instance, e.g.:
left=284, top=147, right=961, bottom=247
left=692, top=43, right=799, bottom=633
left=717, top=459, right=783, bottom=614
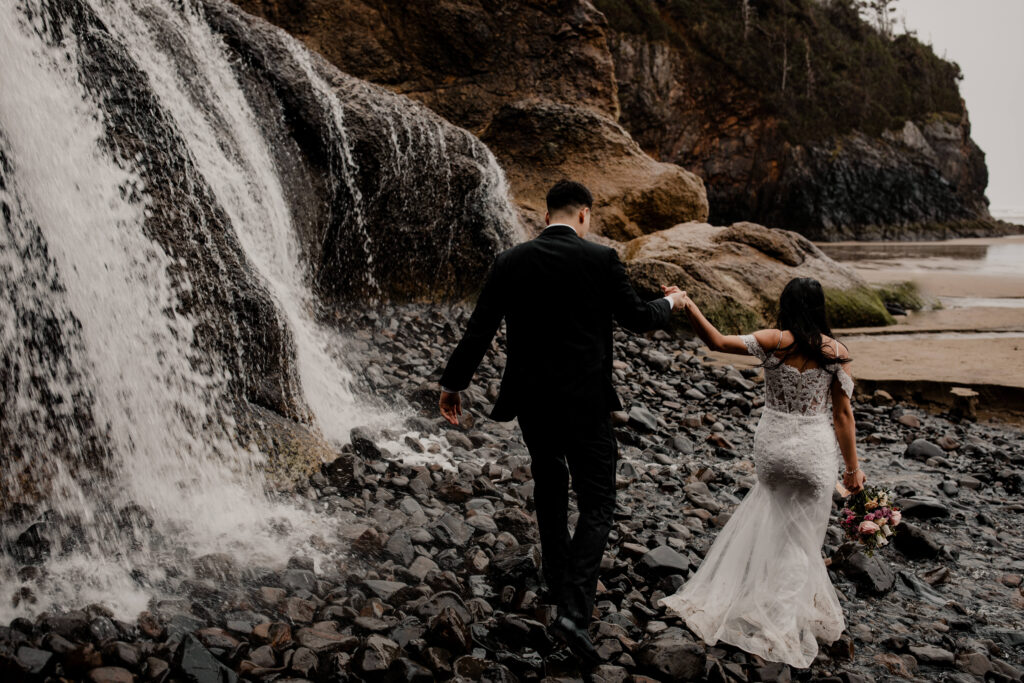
left=751, top=328, right=784, bottom=349
left=821, top=335, right=850, bottom=360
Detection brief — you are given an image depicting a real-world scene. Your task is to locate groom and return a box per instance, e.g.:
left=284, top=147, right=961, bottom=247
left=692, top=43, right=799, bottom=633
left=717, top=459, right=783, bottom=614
left=438, top=180, right=683, bottom=664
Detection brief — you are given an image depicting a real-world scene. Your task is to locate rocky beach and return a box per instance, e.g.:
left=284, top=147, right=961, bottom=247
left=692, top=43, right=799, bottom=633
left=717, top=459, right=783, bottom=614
left=3, top=305, right=1023, bottom=682
left=3, top=0, right=1023, bottom=681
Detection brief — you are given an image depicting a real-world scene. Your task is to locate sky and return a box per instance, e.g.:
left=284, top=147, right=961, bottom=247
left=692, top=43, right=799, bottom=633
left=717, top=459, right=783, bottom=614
left=893, top=0, right=1024, bottom=216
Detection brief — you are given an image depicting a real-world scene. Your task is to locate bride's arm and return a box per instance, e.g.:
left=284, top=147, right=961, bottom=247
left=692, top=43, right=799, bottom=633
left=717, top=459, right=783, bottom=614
left=830, top=357, right=865, bottom=493
left=664, top=287, right=772, bottom=356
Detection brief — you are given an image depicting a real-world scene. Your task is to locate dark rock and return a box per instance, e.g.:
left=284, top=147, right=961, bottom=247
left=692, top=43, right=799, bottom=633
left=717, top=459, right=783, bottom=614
left=488, top=544, right=540, bottom=590
left=350, top=427, right=382, bottom=459
left=906, top=439, right=945, bottom=461
left=908, top=644, right=954, bottom=666
left=354, top=635, right=399, bottom=676
left=87, top=667, right=135, bottom=683
left=280, top=568, right=319, bottom=593
left=897, top=498, right=951, bottom=520
left=638, top=546, right=690, bottom=577
left=493, top=508, right=538, bottom=543
left=893, top=522, right=941, bottom=560
left=175, top=634, right=238, bottom=683
left=425, top=607, right=472, bottom=653
left=840, top=549, right=896, bottom=594
left=387, top=657, right=434, bottom=683
left=637, top=633, right=706, bottom=680
left=15, top=646, right=53, bottom=676
left=628, top=406, right=659, bottom=432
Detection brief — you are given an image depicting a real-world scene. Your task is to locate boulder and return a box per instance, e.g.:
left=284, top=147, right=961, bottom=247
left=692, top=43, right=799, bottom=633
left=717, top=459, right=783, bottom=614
left=840, top=549, right=896, bottom=595
left=622, top=222, right=880, bottom=331
left=637, top=633, right=706, bottom=680
left=482, top=99, right=708, bottom=238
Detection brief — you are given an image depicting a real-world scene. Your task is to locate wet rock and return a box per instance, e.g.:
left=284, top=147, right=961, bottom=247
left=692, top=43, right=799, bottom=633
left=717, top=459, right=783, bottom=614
left=87, top=667, right=135, bottom=683
left=488, top=545, right=540, bottom=590
left=839, top=549, right=896, bottom=595
left=280, top=568, right=318, bottom=594
left=897, top=498, right=950, bottom=520
left=906, top=439, right=944, bottom=461
left=628, top=406, right=659, bottom=432
left=295, top=623, right=359, bottom=653
left=354, top=635, right=399, bottom=676
left=638, top=546, right=690, bottom=578
left=387, top=657, right=434, bottom=683
left=493, top=508, right=538, bottom=543
left=425, top=607, right=472, bottom=653
left=351, top=427, right=382, bottom=459
left=15, top=646, right=53, bottom=676
left=893, top=522, right=941, bottom=560
left=175, top=634, right=237, bottom=683
left=637, top=633, right=706, bottom=680
left=908, top=644, right=954, bottom=665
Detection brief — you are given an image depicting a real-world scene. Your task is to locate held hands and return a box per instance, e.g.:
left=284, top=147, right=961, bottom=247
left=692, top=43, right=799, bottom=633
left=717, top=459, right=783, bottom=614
left=439, top=390, right=462, bottom=426
left=661, top=284, right=691, bottom=311
left=842, top=468, right=866, bottom=495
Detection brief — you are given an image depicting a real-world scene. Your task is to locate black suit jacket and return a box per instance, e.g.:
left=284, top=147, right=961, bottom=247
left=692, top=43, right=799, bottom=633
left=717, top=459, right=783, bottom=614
left=439, top=225, right=672, bottom=422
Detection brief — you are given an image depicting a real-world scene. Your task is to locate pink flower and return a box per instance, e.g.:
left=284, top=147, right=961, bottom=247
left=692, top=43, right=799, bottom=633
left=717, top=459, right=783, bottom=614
left=865, top=513, right=875, bottom=521
left=859, top=520, right=880, bottom=535
left=890, top=510, right=901, bottom=526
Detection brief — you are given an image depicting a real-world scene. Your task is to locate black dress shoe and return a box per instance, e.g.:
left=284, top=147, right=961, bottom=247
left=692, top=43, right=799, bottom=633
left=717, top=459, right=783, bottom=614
left=549, top=615, right=601, bottom=666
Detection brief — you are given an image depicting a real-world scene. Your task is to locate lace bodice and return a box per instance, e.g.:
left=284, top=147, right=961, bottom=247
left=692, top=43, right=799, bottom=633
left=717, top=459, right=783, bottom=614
left=740, top=334, right=854, bottom=416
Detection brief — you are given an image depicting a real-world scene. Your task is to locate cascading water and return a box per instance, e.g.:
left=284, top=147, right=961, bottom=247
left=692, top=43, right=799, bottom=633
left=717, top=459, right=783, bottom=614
left=0, top=0, right=519, bottom=622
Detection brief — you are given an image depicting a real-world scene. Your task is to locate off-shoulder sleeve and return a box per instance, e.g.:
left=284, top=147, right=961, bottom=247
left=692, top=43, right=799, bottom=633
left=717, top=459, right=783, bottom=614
left=740, top=334, right=767, bottom=361
left=833, top=368, right=855, bottom=399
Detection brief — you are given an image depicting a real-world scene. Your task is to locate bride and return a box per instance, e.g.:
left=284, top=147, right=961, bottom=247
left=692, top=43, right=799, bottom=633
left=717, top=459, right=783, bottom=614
left=659, top=277, right=866, bottom=669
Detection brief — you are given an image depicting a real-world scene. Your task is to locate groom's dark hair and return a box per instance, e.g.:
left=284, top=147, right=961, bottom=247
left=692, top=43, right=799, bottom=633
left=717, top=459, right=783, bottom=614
left=546, top=179, right=593, bottom=214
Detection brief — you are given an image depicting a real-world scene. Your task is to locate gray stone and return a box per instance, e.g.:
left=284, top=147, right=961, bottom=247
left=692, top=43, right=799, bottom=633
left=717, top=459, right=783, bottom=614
left=638, top=546, right=690, bottom=577
left=906, top=439, right=944, bottom=461
left=175, top=635, right=238, bottom=683
left=637, top=633, right=706, bottom=680
left=841, top=549, right=896, bottom=594
left=898, top=498, right=950, bottom=520
left=909, top=644, right=954, bottom=665
left=628, top=406, right=659, bottom=432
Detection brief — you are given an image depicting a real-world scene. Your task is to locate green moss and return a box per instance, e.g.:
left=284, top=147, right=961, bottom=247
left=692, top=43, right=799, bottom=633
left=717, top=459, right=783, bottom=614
left=825, top=286, right=895, bottom=328
left=873, top=281, right=925, bottom=311
left=701, top=298, right=763, bottom=335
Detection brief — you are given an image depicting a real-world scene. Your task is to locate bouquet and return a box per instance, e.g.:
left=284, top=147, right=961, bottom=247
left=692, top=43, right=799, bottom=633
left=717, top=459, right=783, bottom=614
left=839, top=485, right=901, bottom=553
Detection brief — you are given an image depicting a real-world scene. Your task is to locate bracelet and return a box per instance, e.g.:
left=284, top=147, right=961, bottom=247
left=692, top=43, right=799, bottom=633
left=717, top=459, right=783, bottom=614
left=844, top=467, right=860, bottom=475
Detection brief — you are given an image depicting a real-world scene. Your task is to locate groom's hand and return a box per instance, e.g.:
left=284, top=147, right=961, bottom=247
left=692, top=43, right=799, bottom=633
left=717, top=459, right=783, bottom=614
left=439, top=390, right=462, bottom=426
left=661, top=284, right=688, bottom=309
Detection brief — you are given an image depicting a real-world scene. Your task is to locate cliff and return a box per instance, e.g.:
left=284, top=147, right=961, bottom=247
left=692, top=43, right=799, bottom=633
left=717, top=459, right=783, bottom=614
left=234, top=0, right=1015, bottom=241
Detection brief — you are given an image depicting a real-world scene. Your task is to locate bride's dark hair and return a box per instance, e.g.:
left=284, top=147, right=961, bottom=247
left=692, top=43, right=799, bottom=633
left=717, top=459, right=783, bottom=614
left=773, top=277, right=851, bottom=368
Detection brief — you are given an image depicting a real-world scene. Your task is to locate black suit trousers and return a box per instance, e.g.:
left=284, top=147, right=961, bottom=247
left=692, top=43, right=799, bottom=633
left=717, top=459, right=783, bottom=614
left=517, top=408, right=617, bottom=626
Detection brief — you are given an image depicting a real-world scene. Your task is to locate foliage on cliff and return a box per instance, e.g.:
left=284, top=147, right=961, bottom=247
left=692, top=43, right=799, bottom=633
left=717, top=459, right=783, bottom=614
left=595, top=0, right=964, bottom=143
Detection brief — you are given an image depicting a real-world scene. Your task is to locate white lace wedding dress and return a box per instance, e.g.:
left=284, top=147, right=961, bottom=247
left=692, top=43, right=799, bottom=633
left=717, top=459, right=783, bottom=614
left=660, top=334, right=853, bottom=668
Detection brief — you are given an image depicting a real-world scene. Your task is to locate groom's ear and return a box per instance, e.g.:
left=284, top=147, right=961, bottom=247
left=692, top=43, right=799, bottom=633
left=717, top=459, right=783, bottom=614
left=544, top=211, right=550, bottom=224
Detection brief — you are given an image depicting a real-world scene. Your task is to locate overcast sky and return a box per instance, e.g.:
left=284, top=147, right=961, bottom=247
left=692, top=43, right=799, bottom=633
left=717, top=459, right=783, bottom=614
left=893, top=0, right=1024, bottom=215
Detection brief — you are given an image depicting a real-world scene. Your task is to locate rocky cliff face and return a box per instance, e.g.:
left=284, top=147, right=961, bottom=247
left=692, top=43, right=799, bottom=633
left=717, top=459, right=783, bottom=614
left=607, top=31, right=999, bottom=240
left=236, top=0, right=1013, bottom=241
left=600, top=2, right=1008, bottom=240
left=232, top=0, right=709, bottom=237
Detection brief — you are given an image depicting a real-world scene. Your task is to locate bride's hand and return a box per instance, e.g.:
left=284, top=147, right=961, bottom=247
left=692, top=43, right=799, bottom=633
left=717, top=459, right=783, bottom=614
left=843, top=469, right=866, bottom=495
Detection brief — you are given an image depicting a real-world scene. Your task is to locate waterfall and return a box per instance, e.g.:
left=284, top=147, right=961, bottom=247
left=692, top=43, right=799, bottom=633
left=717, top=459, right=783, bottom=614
left=0, top=0, right=519, bottom=621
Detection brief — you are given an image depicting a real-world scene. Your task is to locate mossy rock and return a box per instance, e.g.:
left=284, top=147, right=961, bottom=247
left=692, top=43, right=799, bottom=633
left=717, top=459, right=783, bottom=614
left=873, top=281, right=925, bottom=312
left=238, top=403, right=337, bottom=491
left=825, top=286, right=895, bottom=328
